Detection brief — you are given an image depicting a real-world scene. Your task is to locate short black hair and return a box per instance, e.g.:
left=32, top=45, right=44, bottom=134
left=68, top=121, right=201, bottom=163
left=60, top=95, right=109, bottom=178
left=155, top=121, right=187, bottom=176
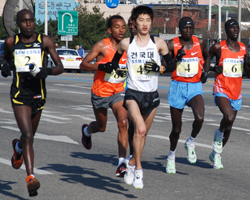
left=107, top=15, right=125, bottom=29
left=131, top=5, right=154, bottom=22
left=16, top=9, right=34, bottom=23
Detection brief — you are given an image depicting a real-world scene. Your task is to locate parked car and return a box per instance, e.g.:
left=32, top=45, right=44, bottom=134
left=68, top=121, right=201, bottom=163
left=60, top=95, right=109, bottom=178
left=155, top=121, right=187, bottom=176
left=50, top=48, right=82, bottom=72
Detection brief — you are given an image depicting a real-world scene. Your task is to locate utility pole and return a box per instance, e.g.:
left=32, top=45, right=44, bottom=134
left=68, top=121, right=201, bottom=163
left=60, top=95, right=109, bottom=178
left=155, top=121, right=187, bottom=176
left=181, top=0, right=184, bottom=18
left=45, top=0, right=48, bottom=35
left=208, top=0, right=212, bottom=31
left=238, top=0, right=242, bottom=42
left=218, top=0, right=221, bottom=41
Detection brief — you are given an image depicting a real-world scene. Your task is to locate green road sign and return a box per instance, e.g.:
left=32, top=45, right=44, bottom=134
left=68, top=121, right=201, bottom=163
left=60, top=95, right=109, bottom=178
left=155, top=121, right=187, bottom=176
left=58, top=10, right=78, bottom=35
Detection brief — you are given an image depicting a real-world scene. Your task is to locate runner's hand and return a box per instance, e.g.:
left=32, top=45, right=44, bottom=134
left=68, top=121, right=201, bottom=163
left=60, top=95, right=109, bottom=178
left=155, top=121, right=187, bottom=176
left=213, top=64, right=223, bottom=74
left=98, top=62, right=113, bottom=73
left=200, top=71, right=209, bottom=84
left=144, top=58, right=160, bottom=72
left=1, top=63, right=11, bottom=78
left=176, top=46, right=186, bottom=61
left=35, top=68, right=52, bottom=79
left=117, top=68, right=128, bottom=78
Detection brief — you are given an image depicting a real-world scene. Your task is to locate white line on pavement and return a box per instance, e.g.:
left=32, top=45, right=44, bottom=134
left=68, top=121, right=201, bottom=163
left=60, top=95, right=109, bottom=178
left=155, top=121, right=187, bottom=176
left=0, top=158, right=53, bottom=175
left=0, top=126, right=79, bottom=144
left=148, top=135, right=213, bottom=149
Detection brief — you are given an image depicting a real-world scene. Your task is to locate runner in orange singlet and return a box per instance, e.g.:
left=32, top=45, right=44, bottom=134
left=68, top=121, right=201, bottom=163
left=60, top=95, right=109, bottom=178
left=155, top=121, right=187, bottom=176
left=208, top=19, right=250, bottom=169
left=166, top=17, right=210, bottom=174
left=79, top=15, right=128, bottom=177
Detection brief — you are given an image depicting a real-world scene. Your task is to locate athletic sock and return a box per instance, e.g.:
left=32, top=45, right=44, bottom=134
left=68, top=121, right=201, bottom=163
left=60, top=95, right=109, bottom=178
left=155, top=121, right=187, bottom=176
left=118, top=157, right=125, bottom=166
left=216, top=129, right=224, bottom=140
left=186, top=136, right=195, bottom=146
left=84, top=126, right=91, bottom=137
left=15, top=141, right=23, bottom=154
left=168, top=149, right=176, bottom=160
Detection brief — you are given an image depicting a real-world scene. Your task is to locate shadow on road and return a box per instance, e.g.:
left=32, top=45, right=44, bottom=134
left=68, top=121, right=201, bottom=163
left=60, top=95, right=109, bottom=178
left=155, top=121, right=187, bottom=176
left=0, top=180, right=28, bottom=200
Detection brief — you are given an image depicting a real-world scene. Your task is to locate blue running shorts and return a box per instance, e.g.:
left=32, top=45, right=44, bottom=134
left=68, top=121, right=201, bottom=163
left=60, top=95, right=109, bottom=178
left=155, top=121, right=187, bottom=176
left=168, top=80, right=203, bottom=109
left=213, top=93, right=242, bottom=111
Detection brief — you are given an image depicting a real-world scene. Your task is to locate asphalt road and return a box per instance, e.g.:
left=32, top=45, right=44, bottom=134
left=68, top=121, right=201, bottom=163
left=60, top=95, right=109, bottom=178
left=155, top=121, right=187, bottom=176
left=0, top=73, right=250, bottom=200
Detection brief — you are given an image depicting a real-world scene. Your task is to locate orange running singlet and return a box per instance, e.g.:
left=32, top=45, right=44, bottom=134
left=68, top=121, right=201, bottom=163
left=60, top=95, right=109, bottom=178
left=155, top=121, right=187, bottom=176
left=92, top=38, right=127, bottom=97
left=171, top=36, right=204, bottom=83
left=213, top=40, right=246, bottom=100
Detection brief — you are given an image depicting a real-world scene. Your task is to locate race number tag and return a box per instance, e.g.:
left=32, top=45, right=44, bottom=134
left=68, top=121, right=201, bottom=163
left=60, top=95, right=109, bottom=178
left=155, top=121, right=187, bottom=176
left=176, top=57, right=198, bottom=77
left=131, top=63, right=156, bottom=81
left=223, top=58, right=243, bottom=77
left=14, top=48, right=42, bottom=72
left=104, top=64, right=127, bottom=83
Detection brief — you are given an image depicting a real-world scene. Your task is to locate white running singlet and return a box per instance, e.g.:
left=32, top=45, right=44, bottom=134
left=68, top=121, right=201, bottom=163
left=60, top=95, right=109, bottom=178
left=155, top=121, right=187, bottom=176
left=126, top=35, right=160, bottom=92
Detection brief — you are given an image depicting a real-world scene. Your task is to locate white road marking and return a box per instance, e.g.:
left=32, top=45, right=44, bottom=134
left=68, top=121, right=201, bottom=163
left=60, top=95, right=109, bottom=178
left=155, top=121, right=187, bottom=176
left=54, top=84, right=90, bottom=89
left=148, top=135, right=212, bottom=149
left=0, top=158, right=53, bottom=174
left=206, top=123, right=250, bottom=133
left=41, top=114, right=70, bottom=120
left=0, top=126, right=79, bottom=144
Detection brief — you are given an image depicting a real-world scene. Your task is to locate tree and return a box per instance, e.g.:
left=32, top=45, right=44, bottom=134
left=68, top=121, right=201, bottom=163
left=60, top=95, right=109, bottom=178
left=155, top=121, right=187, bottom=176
left=73, top=5, right=108, bottom=50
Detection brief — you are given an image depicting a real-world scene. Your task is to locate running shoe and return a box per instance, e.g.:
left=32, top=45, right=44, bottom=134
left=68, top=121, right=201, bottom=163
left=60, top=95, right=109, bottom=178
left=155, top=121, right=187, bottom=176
left=11, top=139, right=23, bottom=169
left=133, top=170, right=143, bottom=189
left=209, top=152, right=223, bottom=169
left=26, top=175, right=40, bottom=197
left=184, top=141, right=197, bottom=164
left=166, top=158, right=176, bottom=174
left=81, top=124, right=92, bottom=150
left=212, top=130, right=223, bottom=154
left=124, top=164, right=135, bottom=185
left=116, top=162, right=126, bottom=177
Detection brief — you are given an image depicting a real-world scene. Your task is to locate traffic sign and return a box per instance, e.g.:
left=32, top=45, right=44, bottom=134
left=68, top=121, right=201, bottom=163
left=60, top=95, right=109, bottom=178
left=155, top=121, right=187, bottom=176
left=58, top=10, right=78, bottom=35
left=61, top=35, right=73, bottom=41
left=105, top=0, right=119, bottom=9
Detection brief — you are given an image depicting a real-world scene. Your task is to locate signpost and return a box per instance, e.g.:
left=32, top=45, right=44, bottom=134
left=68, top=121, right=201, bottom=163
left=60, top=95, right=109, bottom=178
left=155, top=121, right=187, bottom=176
left=58, top=10, right=78, bottom=48
left=61, top=35, right=73, bottom=41
left=105, top=0, right=119, bottom=9
left=58, top=10, right=78, bottom=35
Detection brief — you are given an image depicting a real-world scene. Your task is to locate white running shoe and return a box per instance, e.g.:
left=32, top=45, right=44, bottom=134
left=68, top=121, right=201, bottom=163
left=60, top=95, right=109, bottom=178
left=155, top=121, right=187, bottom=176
left=124, top=164, right=135, bottom=185
left=209, top=152, right=223, bottom=169
left=184, top=141, right=197, bottom=164
left=133, top=170, right=143, bottom=189
left=166, top=158, right=176, bottom=174
left=212, top=130, right=223, bottom=154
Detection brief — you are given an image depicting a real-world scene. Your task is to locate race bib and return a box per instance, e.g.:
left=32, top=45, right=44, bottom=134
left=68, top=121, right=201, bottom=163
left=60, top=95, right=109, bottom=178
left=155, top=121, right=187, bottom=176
left=104, top=64, right=127, bottom=83
left=14, top=48, right=42, bottom=72
left=176, top=57, right=198, bottom=77
left=130, top=63, right=156, bottom=81
left=223, top=58, right=243, bottom=77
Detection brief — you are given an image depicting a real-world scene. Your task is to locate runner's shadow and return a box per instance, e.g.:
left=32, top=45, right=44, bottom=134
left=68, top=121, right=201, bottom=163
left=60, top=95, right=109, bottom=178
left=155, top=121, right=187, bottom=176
left=154, top=155, right=212, bottom=174
left=71, top=151, right=118, bottom=166
left=0, top=180, right=28, bottom=200
left=71, top=151, right=166, bottom=174
left=41, top=164, right=136, bottom=199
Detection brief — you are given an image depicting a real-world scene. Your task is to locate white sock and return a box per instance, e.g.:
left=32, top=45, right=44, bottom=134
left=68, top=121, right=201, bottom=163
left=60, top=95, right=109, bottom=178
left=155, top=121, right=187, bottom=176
left=15, top=141, right=23, bottom=154
left=84, top=126, right=91, bottom=137
left=186, top=136, right=195, bottom=145
left=216, top=129, right=224, bottom=139
left=128, top=163, right=135, bottom=169
left=168, top=149, right=176, bottom=160
left=30, top=174, right=35, bottom=178
left=118, top=157, right=125, bottom=166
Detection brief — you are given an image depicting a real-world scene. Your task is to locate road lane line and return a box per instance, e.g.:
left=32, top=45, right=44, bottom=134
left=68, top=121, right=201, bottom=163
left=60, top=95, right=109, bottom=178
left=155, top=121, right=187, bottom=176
left=0, top=158, right=53, bottom=175
left=148, top=135, right=212, bottom=149
left=0, top=126, right=79, bottom=144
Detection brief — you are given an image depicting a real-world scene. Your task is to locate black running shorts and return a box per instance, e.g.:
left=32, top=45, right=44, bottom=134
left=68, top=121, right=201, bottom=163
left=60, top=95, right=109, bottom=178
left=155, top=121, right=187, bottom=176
left=124, top=88, right=160, bottom=115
